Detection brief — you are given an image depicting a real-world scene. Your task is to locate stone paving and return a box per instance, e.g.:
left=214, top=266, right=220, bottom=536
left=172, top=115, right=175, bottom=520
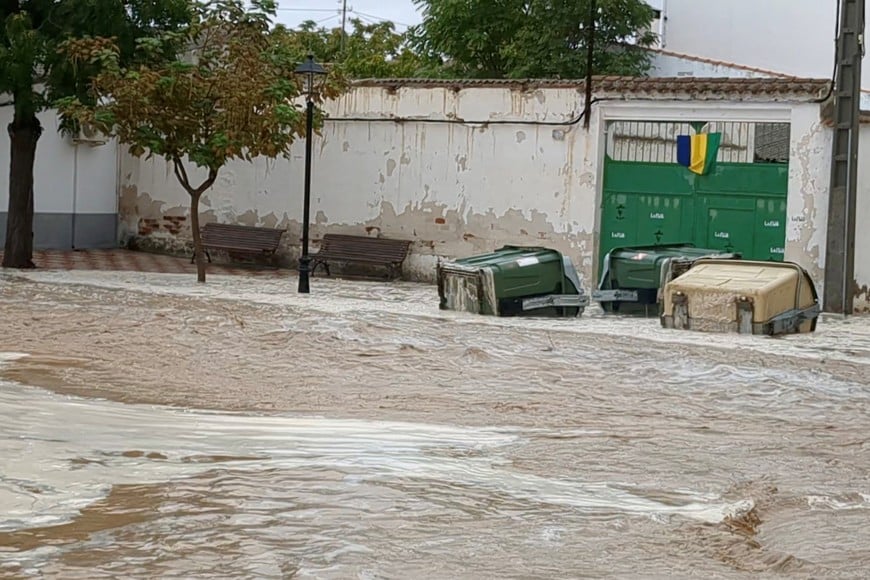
left=0, top=249, right=287, bottom=277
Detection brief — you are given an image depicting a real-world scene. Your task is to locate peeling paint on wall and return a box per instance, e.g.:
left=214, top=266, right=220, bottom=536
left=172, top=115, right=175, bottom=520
left=786, top=105, right=832, bottom=296
left=119, top=85, right=859, bottom=301
left=120, top=84, right=601, bottom=283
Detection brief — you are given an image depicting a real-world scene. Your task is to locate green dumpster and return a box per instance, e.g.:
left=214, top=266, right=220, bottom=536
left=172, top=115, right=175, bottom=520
left=593, top=243, right=739, bottom=316
left=437, top=246, right=589, bottom=317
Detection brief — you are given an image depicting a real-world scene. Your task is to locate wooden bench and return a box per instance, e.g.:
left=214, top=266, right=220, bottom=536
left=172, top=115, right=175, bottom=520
left=193, top=222, right=286, bottom=266
left=310, top=234, right=412, bottom=280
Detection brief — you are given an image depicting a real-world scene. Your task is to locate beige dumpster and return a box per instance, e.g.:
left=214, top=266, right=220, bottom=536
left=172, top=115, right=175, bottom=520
left=660, top=259, right=820, bottom=335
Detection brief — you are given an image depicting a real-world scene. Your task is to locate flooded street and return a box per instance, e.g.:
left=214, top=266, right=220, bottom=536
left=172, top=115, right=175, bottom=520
left=1, top=269, right=869, bottom=578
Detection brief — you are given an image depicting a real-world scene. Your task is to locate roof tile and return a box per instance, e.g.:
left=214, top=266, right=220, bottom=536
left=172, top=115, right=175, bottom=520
left=352, top=76, right=830, bottom=100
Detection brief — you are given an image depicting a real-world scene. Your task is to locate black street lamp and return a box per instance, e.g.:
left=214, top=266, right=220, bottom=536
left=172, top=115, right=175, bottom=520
left=294, top=53, right=326, bottom=294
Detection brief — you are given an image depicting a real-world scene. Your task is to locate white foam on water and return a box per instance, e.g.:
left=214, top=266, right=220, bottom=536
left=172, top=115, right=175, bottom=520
left=0, top=353, right=750, bottom=531
left=806, top=494, right=870, bottom=511
left=9, top=268, right=870, bottom=367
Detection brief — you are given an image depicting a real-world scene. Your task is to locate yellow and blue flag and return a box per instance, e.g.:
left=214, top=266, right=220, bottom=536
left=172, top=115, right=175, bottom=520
left=676, top=132, right=721, bottom=175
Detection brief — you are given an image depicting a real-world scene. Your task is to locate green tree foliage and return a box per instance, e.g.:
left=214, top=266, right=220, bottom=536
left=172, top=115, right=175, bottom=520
left=0, top=0, right=191, bottom=268
left=59, top=0, right=345, bottom=283
left=409, top=0, right=657, bottom=79
left=278, top=18, right=427, bottom=78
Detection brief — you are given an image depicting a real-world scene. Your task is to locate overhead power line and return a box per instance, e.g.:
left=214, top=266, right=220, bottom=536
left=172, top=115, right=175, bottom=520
left=275, top=7, right=337, bottom=12
left=275, top=4, right=412, bottom=29
left=351, top=10, right=411, bottom=28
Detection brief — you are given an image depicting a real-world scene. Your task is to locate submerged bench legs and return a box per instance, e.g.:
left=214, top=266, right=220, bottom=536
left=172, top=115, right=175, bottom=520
left=190, top=249, right=212, bottom=264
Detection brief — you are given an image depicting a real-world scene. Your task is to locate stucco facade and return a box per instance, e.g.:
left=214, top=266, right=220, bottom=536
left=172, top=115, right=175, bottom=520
left=4, top=77, right=865, bottom=309
left=118, top=78, right=846, bottom=300
left=658, top=0, right=846, bottom=83
left=0, top=107, right=119, bottom=249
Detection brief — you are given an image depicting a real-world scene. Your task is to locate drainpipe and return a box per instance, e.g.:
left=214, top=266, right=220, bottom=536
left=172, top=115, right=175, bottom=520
left=71, top=143, right=78, bottom=250
left=114, top=139, right=121, bottom=248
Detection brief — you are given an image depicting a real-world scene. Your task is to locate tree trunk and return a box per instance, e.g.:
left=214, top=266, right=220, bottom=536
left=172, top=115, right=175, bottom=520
left=3, top=114, right=42, bottom=269
left=190, top=190, right=206, bottom=283
left=172, top=158, right=217, bottom=284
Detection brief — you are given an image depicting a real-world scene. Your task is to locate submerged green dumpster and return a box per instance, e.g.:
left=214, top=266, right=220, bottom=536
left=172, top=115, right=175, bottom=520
left=437, top=246, right=589, bottom=317
left=593, top=244, right=739, bottom=316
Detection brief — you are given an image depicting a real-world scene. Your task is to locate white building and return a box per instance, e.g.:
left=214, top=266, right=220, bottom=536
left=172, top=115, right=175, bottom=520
left=654, top=0, right=841, bottom=79
left=114, top=78, right=868, bottom=309
left=7, top=77, right=870, bottom=311
left=645, top=1, right=869, bottom=105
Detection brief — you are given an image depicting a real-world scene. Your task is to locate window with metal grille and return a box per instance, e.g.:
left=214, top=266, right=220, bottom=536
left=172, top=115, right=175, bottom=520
left=605, top=121, right=791, bottom=164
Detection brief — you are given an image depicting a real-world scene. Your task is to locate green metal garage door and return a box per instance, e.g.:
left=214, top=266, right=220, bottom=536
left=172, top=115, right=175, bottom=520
left=600, top=121, right=789, bottom=277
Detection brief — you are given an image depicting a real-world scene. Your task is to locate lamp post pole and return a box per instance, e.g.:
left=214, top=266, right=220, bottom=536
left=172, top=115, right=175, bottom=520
left=298, top=94, right=315, bottom=294
left=294, top=54, right=326, bottom=294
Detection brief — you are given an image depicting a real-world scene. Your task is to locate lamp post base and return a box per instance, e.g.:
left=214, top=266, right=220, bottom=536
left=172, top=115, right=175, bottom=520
left=298, top=256, right=311, bottom=294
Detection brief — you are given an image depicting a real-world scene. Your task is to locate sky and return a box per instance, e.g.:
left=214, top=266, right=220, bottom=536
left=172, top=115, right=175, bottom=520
left=276, top=0, right=422, bottom=31
left=275, top=0, right=664, bottom=31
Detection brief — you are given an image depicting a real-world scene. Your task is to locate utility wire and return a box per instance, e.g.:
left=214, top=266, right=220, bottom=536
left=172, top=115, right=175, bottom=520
left=351, top=12, right=409, bottom=31
left=275, top=7, right=337, bottom=11
left=815, top=0, right=842, bottom=103
left=350, top=9, right=412, bottom=28
left=276, top=5, right=412, bottom=29
left=315, top=13, right=341, bottom=25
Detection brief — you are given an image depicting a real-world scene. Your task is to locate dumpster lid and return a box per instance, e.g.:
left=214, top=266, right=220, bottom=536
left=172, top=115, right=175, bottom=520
left=447, top=245, right=561, bottom=268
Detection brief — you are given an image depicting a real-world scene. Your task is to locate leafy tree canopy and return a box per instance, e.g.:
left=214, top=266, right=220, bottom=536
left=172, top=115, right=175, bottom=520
left=278, top=17, right=428, bottom=78
left=57, top=0, right=346, bottom=282
left=409, top=0, right=657, bottom=79
left=59, top=0, right=344, bottom=175
left=0, top=0, right=192, bottom=118
left=1, top=0, right=192, bottom=268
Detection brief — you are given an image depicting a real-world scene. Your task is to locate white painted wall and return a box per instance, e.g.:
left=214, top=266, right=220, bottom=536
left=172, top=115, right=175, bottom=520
left=786, top=104, right=833, bottom=294
left=854, top=126, right=870, bottom=311
left=661, top=1, right=868, bottom=89
left=122, top=86, right=603, bottom=282
left=650, top=52, right=786, bottom=80
left=73, top=141, right=118, bottom=215
left=122, top=85, right=837, bottom=300
left=0, top=106, right=118, bottom=248
left=648, top=50, right=870, bottom=110
left=0, top=109, right=71, bottom=213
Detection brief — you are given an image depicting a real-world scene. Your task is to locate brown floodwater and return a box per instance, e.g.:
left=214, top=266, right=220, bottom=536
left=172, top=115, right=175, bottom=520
left=0, top=269, right=869, bottom=578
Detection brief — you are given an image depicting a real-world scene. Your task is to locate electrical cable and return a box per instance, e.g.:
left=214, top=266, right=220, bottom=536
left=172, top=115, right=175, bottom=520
left=324, top=97, right=611, bottom=126
left=349, top=9, right=412, bottom=28
left=352, top=12, right=409, bottom=31
left=275, top=7, right=338, bottom=12
left=815, top=0, right=842, bottom=103
left=314, top=13, right=341, bottom=25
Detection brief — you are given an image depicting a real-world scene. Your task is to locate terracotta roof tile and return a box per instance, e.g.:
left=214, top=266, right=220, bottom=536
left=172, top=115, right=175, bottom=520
left=352, top=76, right=830, bottom=100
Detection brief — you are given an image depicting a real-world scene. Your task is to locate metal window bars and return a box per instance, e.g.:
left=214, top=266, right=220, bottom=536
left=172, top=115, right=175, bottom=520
left=605, top=121, right=791, bottom=164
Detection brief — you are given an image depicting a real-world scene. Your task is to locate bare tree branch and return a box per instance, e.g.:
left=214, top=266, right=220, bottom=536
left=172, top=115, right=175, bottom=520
left=194, top=167, right=218, bottom=196
left=172, top=155, right=193, bottom=194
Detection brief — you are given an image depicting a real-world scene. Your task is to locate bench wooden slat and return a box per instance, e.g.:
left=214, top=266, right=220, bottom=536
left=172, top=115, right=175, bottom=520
left=311, top=233, right=411, bottom=280
left=195, top=222, right=286, bottom=266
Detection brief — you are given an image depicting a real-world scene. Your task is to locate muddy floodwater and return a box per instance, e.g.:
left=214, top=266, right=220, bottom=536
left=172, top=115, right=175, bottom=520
left=1, top=270, right=869, bottom=578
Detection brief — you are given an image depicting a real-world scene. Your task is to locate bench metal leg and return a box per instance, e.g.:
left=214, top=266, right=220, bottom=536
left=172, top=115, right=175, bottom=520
left=310, top=260, right=330, bottom=277
left=190, top=250, right=212, bottom=264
